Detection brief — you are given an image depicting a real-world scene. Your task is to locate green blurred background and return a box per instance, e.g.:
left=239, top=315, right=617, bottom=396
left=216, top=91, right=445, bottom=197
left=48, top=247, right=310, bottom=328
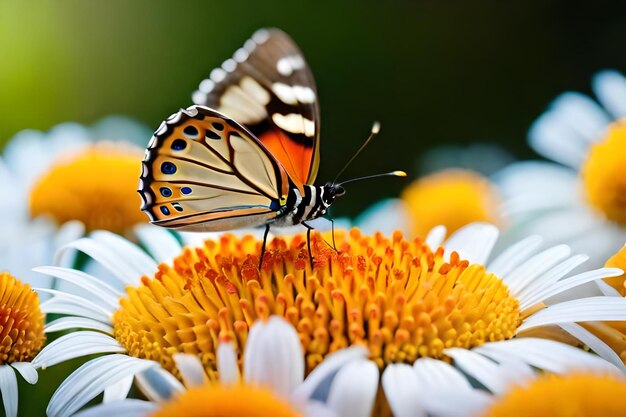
left=2, top=0, right=626, bottom=216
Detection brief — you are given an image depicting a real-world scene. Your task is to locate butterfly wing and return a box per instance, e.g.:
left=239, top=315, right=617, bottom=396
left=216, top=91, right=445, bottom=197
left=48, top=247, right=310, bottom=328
left=192, top=28, right=320, bottom=189
left=138, top=105, right=291, bottom=232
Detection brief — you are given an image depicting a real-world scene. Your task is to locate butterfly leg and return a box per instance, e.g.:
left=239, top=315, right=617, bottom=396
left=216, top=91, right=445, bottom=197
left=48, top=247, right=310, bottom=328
left=259, top=224, right=271, bottom=269
left=301, top=221, right=314, bottom=268
left=329, top=218, right=338, bottom=252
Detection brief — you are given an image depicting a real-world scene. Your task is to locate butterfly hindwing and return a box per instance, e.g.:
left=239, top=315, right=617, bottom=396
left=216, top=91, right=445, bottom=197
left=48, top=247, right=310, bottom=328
left=138, top=105, right=291, bottom=232
left=192, top=28, right=320, bottom=188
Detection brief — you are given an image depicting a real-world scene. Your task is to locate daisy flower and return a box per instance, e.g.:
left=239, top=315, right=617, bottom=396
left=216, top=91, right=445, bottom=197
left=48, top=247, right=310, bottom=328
left=70, top=316, right=357, bottom=417
left=32, top=223, right=626, bottom=416
left=0, top=117, right=151, bottom=287
left=0, top=272, right=46, bottom=417
left=497, top=69, right=626, bottom=267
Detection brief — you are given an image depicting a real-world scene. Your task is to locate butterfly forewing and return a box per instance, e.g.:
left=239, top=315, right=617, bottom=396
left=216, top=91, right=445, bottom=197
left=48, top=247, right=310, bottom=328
left=139, top=106, right=290, bottom=232
left=192, top=28, right=320, bottom=187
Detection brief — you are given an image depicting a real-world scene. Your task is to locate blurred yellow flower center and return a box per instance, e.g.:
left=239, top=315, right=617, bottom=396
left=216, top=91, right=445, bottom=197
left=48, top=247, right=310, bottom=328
left=480, top=373, right=626, bottom=417
left=0, top=272, right=46, bottom=364
left=113, top=229, right=520, bottom=378
left=150, top=383, right=301, bottom=417
left=29, top=144, right=146, bottom=233
left=401, top=169, right=500, bottom=238
left=582, top=120, right=626, bottom=226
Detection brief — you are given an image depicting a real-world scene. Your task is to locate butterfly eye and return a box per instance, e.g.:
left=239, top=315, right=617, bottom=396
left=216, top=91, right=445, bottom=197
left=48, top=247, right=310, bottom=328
left=171, top=139, right=187, bottom=150
left=206, top=130, right=221, bottom=140
left=160, top=187, right=172, bottom=197
left=160, top=206, right=170, bottom=215
left=183, top=125, right=199, bottom=138
left=180, top=187, right=192, bottom=195
left=161, top=162, right=177, bottom=174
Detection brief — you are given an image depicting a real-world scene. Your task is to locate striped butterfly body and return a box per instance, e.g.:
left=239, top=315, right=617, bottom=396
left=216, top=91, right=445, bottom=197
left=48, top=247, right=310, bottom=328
left=138, top=29, right=345, bottom=236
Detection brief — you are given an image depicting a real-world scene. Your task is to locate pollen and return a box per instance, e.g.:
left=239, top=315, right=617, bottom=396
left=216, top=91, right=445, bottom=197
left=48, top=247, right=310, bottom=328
left=581, top=119, right=626, bottom=226
left=480, top=373, right=626, bottom=417
left=401, top=169, right=501, bottom=238
left=0, top=272, right=46, bottom=364
left=112, top=229, right=521, bottom=378
left=29, top=143, right=146, bottom=233
left=150, top=383, right=301, bottom=417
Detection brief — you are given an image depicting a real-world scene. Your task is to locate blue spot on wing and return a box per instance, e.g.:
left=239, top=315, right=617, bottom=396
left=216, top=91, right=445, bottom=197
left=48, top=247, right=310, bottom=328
left=160, top=206, right=170, bottom=215
left=161, top=162, right=177, bottom=174
left=160, top=187, right=172, bottom=197
left=171, top=139, right=187, bottom=151
left=181, top=187, right=192, bottom=195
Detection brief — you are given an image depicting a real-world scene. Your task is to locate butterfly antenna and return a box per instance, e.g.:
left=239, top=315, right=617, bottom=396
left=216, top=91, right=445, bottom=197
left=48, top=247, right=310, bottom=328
left=338, top=171, right=407, bottom=186
left=332, top=121, right=381, bottom=184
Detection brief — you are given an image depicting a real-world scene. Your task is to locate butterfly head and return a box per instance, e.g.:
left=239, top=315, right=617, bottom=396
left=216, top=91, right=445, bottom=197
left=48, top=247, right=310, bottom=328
left=320, top=183, right=346, bottom=213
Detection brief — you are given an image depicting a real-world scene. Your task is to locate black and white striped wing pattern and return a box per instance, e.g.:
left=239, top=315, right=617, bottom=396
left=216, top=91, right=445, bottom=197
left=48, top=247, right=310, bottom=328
left=192, top=28, right=321, bottom=187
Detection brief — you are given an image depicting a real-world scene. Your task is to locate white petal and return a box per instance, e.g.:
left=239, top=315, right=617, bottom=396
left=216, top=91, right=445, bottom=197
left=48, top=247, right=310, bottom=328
left=103, top=375, right=134, bottom=402
left=134, top=225, right=182, bottom=264
left=528, top=110, right=587, bottom=168
left=33, top=266, right=121, bottom=309
left=36, top=289, right=113, bottom=321
left=515, top=254, right=589, bottom=308
left=518, top=296, right=626, bottom=332
left=520, top=267, right=622, bottom=311
left=57, top=236, right=154, bottom=285
left=503, top=245, right=571, bottom=296
left=293, top=346, right=369, bottom=402
left=327, top=359, right=378, bottom=417
left=10, top=362, right=37, bottom=384
left=381, top=364, right=426, bottom=417
left=0, top=365, right=18, bottom=417
left=173, top=353, right=207, bottom=388
left=425, top=225, right=447, bottom=250
left=487, top=235, right=542, bottom=278
left=495, top=162, right=579, bottom=207
left=32, top=331, right=124, bottom=369
left=596, top=280, right=622, bottom=297
left=302, top=400, right=339, bottom=417
left=444, top=348, right=509, bottom=394
left=444, top=223, right=499, bottom=265
left=54, top=221, right=86, bottom=268
left=72, top=399, right=157, bottom=417
left=45, top=316, right=114, bottom=334
left=134, top=366, right=185, bottom=402
left=243, top=316, right=304, bottom=398
left=90, top=231, right=158, bottom=275
left=559, top=322, right=626, bottom=372
left=476, top=338, right=619, bottom=374
left=47, top=355, right=158, bottom=417
left=423, top=390, right=493, bottom=417
left=412, top=357, right=472, bottom=392
left=217, top=342, right=240, bottom=385
left=593, top=70, right=626, bottom=119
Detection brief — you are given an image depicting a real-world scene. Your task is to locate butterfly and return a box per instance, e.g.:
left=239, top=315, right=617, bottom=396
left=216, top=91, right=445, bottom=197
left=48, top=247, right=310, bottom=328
left=138, top=28, right=403, bottom=256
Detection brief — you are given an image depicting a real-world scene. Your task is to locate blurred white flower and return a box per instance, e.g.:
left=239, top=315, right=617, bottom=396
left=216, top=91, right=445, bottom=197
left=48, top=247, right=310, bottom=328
left=497, top=70, right=626, bottom=267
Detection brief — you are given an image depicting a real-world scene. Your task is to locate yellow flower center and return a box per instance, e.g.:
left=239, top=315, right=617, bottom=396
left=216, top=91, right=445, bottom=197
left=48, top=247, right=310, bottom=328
left=480, top=373, right=626, bottom=417
left=401, top=169, right=501, bottom=238
left=0, top=272, right=46, bottom=364
left=112, top=229, right=521, bottom=378
left=581, top=119, right=626, bottom=226
left=29, top=144, right=146, bottom=233
left=150, top=383, right=301, bottom=417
